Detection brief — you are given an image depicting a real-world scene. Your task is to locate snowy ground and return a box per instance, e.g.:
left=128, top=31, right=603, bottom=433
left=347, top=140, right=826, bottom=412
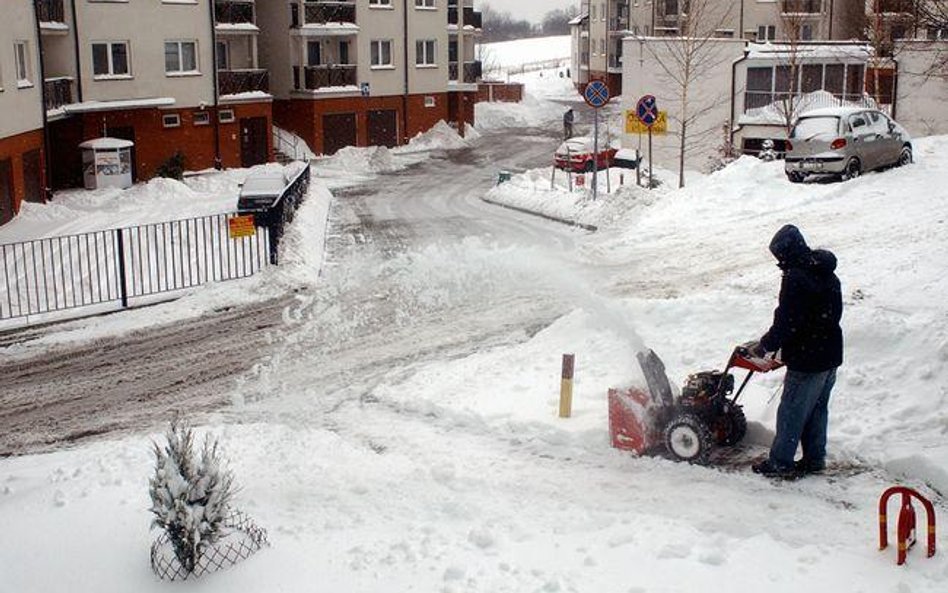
left=2, top=46, right=947, bottom=593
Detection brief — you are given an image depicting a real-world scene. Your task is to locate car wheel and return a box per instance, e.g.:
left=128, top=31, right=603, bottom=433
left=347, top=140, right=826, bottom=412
left=584, top=160, right=595, bottom=173
left=786, top=171, right=805, bottom=183
left=841, top=158, right=861, bottom=181
left=897, top=145, right=913, bottom=167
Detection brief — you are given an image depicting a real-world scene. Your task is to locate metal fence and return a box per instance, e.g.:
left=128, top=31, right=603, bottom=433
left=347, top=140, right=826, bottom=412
left=0, top=164, right=310, bottom=324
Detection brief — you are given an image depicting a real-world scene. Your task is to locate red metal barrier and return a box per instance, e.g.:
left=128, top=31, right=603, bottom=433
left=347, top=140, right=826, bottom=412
left=878, top=486, right=936, bottom=566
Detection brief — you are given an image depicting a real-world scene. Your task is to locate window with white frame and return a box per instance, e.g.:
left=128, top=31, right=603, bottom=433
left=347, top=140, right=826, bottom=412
left=416, top=40, right=436, bottom=66
left=757, top=25, right=776, bottom=41
left=415, top=0, right=435, bottom=7
left=14, top=41, right=32, bottom=86
left=193, top=111, right=210, bottom=126
left=165, top=41, right=199, bottom=74
left=162, top=113, right=181, bottom=128
left=369, top=0, right=392, bottom=6
left=371, top=40, right=393, bottom=67
left=92, top=41, right=130, bottom=77
left=219, top=109, right=235, bottom=123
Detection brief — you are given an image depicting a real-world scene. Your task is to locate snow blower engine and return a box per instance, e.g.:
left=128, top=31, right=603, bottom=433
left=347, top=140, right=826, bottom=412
left=608, top=346, right=783, bottom=464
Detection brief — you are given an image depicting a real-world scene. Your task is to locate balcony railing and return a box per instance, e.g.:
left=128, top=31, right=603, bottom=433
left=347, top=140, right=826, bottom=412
left=463, top=60, right=481, bottom=83
left=873, top=0, right=915, bottom=14
left=215, top=1, right=256, bottom=25
left=781, top=0, right=822, bottom=14
left=448, top=61, right=459, bottom=81
left=304, top=1, right=356, bottom=25
left=218, top=69, right=269, bottom=95
left=304, top=65, right=357, bottom=90
left=36, top=0, right=65, bottom=22
left=44, top=77, right=73, bottom=111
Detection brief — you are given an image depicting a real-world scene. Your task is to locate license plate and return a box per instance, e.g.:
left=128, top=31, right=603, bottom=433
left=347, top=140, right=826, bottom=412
left=801, top=161, right=823, bottom=171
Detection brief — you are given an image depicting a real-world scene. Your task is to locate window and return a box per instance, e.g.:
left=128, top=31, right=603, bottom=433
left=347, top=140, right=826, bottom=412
left=339, top=40, right=350, bottom=64
left=415, top=0, right=435, bottom=7
left=416, top=40, right=436, bottom=66
left=216, top=40, right=229, bottom=70
left=14, top=41, right=32, bottom=86
left=307, top=41, right=321, bottom=66
left=369, top=0, right=392, bottom=5
left=371, top=40, right=393, bottom=67
left=746, top=66, right=773, bottom=109
left=162, top=113, right=181, bottom=128
left=600, top=39, right=606, bottom=54
left=591, top=4, right=596, bottom=20
left=757, top=25, right=776, bottom=41
left=193, top=111, right=210, bottom=126
left=165, top=41, right=198, bottom=74
left=801, top=24, right=813, bottom=41
left=219, top=109, right=235, bottom=123
left=92, top=41, right=130, bottom=77
left=424, top=95, right=436, bottom=107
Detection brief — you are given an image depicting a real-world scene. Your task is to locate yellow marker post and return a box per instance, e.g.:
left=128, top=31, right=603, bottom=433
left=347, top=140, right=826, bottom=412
left=559, top=354, right=575, bottom=418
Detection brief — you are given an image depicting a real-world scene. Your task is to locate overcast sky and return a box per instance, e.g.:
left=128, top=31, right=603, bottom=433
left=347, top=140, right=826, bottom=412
left=483, top=0, right=580, bottom=24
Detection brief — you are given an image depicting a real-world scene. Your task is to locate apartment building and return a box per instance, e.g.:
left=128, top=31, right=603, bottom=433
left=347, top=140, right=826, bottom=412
left=263, top=0, right=482, bottom=156
left=38, top=0, right=273, bottom=190
left=573, top=0, right=866, bottom=94
left=0, top=0, right=45, bottom=224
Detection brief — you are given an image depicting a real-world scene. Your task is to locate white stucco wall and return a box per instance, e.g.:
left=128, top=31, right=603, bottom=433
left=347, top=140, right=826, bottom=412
left=894, top=41, right=948, bottom=137
left=0, top=0, right=44, bottom=137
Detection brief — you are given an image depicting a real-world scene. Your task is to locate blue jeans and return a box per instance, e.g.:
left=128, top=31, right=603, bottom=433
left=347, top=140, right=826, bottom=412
left=769, top=368, right=837, bottom=469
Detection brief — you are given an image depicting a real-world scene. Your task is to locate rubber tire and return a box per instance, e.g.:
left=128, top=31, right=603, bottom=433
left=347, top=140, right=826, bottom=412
left=897, top=145, right=913, bottom=167
left=786, top=171, right=805, bottom=184
left=714, top=404, right=747, bottom=447
left=664, top=414, right=713, bottom=465
left=841, top=158, right=861, bottom=181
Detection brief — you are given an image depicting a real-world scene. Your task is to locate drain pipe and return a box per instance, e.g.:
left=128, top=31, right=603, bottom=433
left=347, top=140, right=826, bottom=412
left=209, top=0, right=222, bottom=169
left=402, top=0, right=410, bottom=144
left=33, top=1, right=53, bottom=200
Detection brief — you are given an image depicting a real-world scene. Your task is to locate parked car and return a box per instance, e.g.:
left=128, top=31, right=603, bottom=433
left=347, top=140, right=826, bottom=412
left=784, top=106, right=912, bottom=183
left=237, top=170, right=290, bottom=214
left=554, top=134, right=619, bottom=173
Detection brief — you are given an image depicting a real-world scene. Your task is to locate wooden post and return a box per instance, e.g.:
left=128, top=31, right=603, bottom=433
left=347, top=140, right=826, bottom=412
left=559, top=354, right=575, bottom=418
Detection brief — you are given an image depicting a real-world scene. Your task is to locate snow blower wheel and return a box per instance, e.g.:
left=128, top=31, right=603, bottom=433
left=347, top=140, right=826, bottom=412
left=664, top=414, right=713, bottom=465
left=713, top=403, right=747, bottom=447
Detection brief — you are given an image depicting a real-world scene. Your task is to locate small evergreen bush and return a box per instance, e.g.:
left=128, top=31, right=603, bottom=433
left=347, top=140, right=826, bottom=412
left=149, top=419, right=235, bottom=574
left=155, top=152, right=186, bottom=180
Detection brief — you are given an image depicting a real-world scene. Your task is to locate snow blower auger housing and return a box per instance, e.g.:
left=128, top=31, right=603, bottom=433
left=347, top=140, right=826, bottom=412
left=608, top=346, right=783, bottom=464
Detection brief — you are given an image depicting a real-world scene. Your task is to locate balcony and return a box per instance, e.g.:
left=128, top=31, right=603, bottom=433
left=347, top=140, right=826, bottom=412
left=781, top=0, right=822, bottom=14
left=463, top=60, right=481, bottom=83
left=304, top=1, right=356, bottom=25
left=215, top=1, right=255, bottom=25
left=218, top=69, right=269, bottom=95
left=36, top=0, right=65, bottom=23
left=303, top=65, right=357, bottom=90
left=873, top=0, right=915, bottom=14
left=660, top=0, right=689, bottom=18
left=44, top=77, right=73, bottom=111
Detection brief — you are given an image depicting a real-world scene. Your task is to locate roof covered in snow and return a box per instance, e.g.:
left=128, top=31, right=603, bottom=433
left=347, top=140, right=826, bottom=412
left=64, top=98, right=176, bottom=114
left=745, top=42, right=872, bottom=62
left=78, top=137, right=134, bottom=150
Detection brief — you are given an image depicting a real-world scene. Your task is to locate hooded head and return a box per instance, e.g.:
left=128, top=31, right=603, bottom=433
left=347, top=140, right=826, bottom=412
left=769, top=224, right=811, bottom=267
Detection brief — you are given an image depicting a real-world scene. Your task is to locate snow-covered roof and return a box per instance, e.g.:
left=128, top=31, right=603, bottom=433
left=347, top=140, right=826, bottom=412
left=240, top=171, right=288, bottom=198
left=297, top=22, right=360, bottom=36
left=79, top=137, right=134, bottom=150
left=64, top=98, right=176, bottom=114
left=220, top=90, right=273, bottom=104
left=745, top=42, right=872, bottom=62
left=569, top=13, right=589, bottom=26
left=737, top=91, right=881, bottom=127
left=215, top=23, right=261, bottom=34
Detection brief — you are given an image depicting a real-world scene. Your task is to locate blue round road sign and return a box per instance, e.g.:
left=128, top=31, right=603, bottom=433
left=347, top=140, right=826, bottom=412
left=583, top=80, right=611, bottom=109
left=636, top=95, right=659, bottom=127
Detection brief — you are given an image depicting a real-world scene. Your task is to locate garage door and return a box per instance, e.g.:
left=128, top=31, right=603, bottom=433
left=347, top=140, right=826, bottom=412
left=322, top=113, right=357, bottom=155
left=367, top=110, right=398, bottom=148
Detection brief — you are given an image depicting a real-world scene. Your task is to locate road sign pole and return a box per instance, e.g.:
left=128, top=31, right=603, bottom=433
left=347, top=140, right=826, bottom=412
left=593, top=108, right=599, bottom=201
left=648, top=127, right=653, bottom=189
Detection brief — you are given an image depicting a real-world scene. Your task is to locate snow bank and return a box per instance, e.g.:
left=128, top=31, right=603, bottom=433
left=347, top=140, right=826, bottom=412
left=479, top=36, right=571, bottom=72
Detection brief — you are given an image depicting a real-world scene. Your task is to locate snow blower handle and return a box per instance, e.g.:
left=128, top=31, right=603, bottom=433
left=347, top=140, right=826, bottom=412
left=733, top=343, right=783, bottom=373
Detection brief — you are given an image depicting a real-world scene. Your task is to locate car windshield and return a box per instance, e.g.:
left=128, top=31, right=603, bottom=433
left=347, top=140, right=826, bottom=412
left=790, top=116, right=840, bottom=140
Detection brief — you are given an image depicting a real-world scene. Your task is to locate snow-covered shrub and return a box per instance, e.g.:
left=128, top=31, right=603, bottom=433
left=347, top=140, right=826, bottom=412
left=149, top=420, right=235, bottom=575
left=155, top=152, right=186, bottom=180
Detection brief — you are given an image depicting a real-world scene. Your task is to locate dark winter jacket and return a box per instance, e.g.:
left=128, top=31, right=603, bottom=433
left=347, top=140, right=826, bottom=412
left=760, top=225, right=843, bottom=372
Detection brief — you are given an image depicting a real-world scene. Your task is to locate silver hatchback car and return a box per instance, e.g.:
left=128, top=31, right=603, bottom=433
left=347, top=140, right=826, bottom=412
left=784, top=106, right=912, bottom=183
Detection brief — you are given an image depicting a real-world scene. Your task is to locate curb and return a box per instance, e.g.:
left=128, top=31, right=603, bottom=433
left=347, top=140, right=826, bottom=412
left=480, top=197, right=598, bottom=232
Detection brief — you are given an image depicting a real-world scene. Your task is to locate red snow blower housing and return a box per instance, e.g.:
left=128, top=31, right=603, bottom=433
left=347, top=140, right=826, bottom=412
left=609, top=346, right=783, bottom=464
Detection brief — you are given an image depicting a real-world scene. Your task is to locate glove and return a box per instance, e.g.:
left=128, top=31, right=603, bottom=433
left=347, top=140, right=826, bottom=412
left=742, top=340, right=767, bottom=358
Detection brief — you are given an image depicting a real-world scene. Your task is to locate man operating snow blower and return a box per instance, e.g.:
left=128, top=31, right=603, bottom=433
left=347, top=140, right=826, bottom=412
left=749, top=225, right=843, bottom=479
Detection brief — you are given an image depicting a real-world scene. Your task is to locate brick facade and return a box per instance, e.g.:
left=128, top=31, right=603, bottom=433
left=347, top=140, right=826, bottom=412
left=476, top=83, right=524, bottom=103
left=275, top=93, right=470, bottom=156
left=46, top=102, right=272, bottom=190
left=0, top=129, right=46, bottom=224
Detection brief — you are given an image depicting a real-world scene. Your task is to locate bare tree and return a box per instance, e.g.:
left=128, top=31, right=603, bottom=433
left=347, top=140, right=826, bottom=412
left=641, top=0, right=735, bottom=188
left=917, top=0, right=948, bottom=77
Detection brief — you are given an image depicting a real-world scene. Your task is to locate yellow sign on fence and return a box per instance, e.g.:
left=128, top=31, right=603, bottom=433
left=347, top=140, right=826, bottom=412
left=228, top=215, right=256, bottom=239
left=625, top=109, right=668, bottom=135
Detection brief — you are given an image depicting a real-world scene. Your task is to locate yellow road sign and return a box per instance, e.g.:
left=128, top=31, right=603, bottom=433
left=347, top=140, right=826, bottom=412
left=625, top=109, right=668, bottom=135
left=228, top=215, right=256, bottom=239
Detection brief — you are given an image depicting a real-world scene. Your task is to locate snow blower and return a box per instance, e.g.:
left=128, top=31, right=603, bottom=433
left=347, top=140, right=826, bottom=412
left=608, top=346, right=783, bottom=465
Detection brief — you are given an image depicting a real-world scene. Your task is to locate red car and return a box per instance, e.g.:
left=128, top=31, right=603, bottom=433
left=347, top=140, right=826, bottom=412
left=555, top=135, right=619, bottom=172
